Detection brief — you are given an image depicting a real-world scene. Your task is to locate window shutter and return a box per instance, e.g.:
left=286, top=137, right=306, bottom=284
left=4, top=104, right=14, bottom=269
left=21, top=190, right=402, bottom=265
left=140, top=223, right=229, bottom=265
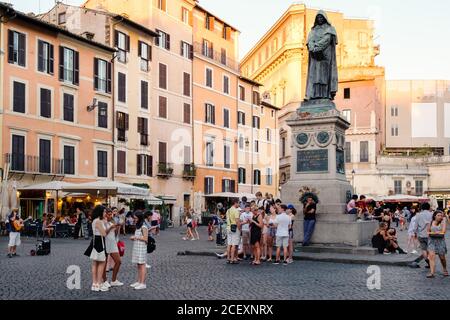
left=74, top=50, right=79, bottom=85
left=209, top=42, right=214, bottom=59
left=49, top=44, right=54, bottom=74
left=159, top=64, right=167, bottom=89
left=148, top=45, right=152, bottom=61
left=136, top=154, right=142, bottom=175
left=166, top=34, right=170, bottom=50
left=222, top=179, right=226, bottom=192
left=230, top=180, right=236, bottom=193
left=38, top=41, right=44, bottom=71
left=138, top=41, right=142, bottom=57
left=125, top=113, right=129, bottom=130
left=106, top=61, right=112, bottom=93
left=212, top=106, right=215, bottom=124
left=183, top=103, right=190, bottom=124
left=159, top=142, right=167, bottom=164
left=204, top=178, right=208, bottom=195
left=205, top=104, right=208, bottom=122
left=180, top=41, right=184, bottom=56
left=141, top=81, right=148, bottom=109
left=117, top=150, right=125, bottom=174
left=155, top=31, right=160, bottom=47
left=189, top=10, right=193, bottom=26
left=93, top=58, right=99, bottom=90
left=226, top=27, right=231, bottom=40
left=7, top=30, right=14, bottom=63
left=137, top=117, right=143, bottom=133
left=147, top=155, right=153, bottom=177
left=114, top=30, right=119, bottom=47
left=183, top=72, right=190, bottom=96
left=189, top=44, right=193, bottom=60
left=125, top=34, right=130, bottom=52
left=209, top=16, right=215, bottom=31
left=159, top=96, right=167, bottom=118
left=18, top=33, right=26, bottom=67
left=58, top=46, right=64, bottom=81
left=143, top=118, right=148, bottom=134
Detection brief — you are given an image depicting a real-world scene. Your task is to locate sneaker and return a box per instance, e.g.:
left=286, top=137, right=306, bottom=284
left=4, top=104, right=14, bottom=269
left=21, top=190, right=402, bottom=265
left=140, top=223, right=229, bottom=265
left=91, top=284, right=100, bottom=292
left=146, top=264, right=152, bottom=269
left=287, top=259, right=294, bottom=264
left=412, top=250, right=418, bottom=254
left=273, top=260, right=280, bottom=265
left=283, top=260, right=288, bottom=265
left=383, top=252, right=391, bottom=255
left=99, top=283, right=109, bottom=292
left=7, top=253, right=12, bottom=258
left=215, top=253, right=224, bottom=259
left=191, top=238, right=196, bottom=241
left=134, top=283, right=147, bottom=290
left=110, top=280, right=124, bottom=287
left=102, top=281, right=111, bottom=288
left=130, top=282, right=140, bottom=288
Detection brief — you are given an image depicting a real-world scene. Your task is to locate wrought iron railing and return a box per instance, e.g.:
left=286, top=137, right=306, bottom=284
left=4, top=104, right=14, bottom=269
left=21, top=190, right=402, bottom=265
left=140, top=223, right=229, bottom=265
left=5, top=153, right=64, bottom=175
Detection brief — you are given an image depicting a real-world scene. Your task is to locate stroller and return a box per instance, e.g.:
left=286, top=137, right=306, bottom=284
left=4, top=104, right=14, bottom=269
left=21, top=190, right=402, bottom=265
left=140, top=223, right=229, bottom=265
left=30, top=222, right=51, bottom=256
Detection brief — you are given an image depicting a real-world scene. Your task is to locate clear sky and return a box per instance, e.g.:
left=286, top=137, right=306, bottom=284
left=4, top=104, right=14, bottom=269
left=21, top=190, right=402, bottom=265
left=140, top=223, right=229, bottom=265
left=6, top=0, right=450, bottom=80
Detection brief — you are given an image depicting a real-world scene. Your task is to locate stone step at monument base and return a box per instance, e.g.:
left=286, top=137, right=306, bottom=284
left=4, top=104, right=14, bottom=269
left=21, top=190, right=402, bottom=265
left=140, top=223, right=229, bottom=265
left=315, top=212, right=358, bottom=222
left=295, top=244, right=378, bottom=256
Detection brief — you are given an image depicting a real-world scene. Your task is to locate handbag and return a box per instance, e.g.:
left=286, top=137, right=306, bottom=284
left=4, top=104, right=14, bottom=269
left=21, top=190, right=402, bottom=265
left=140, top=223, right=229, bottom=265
left=230, top=224, right=237, bottom=233
left=147, top=236, right=156, bottom=254
left=117, top=240, right=125, bottom=257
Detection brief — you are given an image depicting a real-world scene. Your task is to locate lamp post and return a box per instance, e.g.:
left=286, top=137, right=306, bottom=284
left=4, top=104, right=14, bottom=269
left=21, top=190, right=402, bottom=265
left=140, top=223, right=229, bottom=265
left=351, top=169, right=356, bottom=194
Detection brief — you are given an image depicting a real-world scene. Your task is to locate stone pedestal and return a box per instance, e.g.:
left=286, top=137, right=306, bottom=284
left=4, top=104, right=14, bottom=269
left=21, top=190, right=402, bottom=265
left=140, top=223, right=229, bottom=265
left=281, top=99, right=377, bottom=247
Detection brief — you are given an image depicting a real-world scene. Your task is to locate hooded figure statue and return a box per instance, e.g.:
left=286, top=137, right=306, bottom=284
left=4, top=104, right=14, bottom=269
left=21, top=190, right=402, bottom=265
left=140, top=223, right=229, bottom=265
left=305, top=10, right=338, bottom=101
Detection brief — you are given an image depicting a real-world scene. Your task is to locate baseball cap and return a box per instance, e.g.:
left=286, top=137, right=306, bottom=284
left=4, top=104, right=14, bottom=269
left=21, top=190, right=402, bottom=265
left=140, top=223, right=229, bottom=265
left=287, top=204, right=295, bottom=210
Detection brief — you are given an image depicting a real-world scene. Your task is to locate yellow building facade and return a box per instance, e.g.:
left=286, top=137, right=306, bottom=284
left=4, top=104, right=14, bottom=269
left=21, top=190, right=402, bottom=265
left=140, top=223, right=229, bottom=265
left=240, top=4, right=385, bottom=187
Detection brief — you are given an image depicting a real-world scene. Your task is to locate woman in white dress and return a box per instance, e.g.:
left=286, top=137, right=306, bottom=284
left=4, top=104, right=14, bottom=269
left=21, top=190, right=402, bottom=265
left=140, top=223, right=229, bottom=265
left=130, top=211, right=148, bottom=290
left=102, top=208, right=123, bottom=288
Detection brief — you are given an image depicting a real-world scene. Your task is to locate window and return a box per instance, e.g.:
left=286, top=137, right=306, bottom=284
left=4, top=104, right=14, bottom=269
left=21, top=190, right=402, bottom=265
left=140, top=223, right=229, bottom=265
left=141, top=81, right=148, bottom=109
left=238, top=168, right=246, bottom=184
left=205, top=68, right=213, bottom=88
left=116, top=112, right=129, bottom=142
left=114, top=31, right=129, bottom=63
left=223, top=25, right=231, bottom=40
left=239, top=85, right=245, bottom=101
left=183, top=103, right=191, bottom=124
left=58, top=12, right=66, bottom=24
left=182, top=7, right=190, bottom=24
left=222, top=179, right=235, bottom=193
left=37, top=40, right=54, bottom=74
left=8, top=30, right=26, bottom=67
left=94, top=58, right=111, bottom=93
left=59, top=47, right=79, bottom=85
left=391, top=125, right=399, bottom=137
left=394, top=180, right=402, bottom=195
left=223, top=75, right=230, bottom=94
left=158, top=142, right=167, bottom=164
left=252, top=91, right=261, bottom=105
left=391, top=106, right=399, bottom=117
left=342, top=110, right=351, bottom=123
left=40, top=88, right=51, bottom=118
left=138, top=41, right=151, bottom=71
left=254, top=140, right=259, bottom=153
left=253, top=170, right=261, bottom=186
left=155, top=29, right=170, bottom=50
left=266, top=128, right=272, bottom=142
left=97, top=150, right=108, bottom=178
left=117, top=72, right=126, bottom=102
left=206, top=141, right=214, bottom=166
left=13, top=81, right=25, bottom=113
left=220, top=48, right=226, bottom=65
left=63, top=145, right=75, bottom=175
left=183, top=72, right=191, bottom=97
left=157, top=0, right=166, bottom=11
left=159, top=96, right=168, bottom=119
left=98, top=102, right=108, bottom=128
left=204, top=177, right=214, bottom=195
left=238, top=111, right=246, bottom=125
left=266, top=168, right=273, bottom=185
left=202, top=39, right=213, bottom=58
left=224, top=145, right=231, bottom=169
left=137, top=117, right=149, bottom=146
left=271, top=110, right=275, bottom=118
left=137, top=154, right=153, bottom=176
left=415, top=180, right=424, bottom=196
left=261, top=106, right=264, bottom=115
left=344, top=88, right=351, bottom=99
left=360, top=141, right=369, bottom=163
left=205, top=14, right=214, bottom=31
left=281, top=136, right=286, bottom=158
left=11, top=135, right=25, bottom=171
left=180, top=41, right=193, bottom=59
left=223, top=109, right=230, bottom=128
left=39, top=139, right=51, bottom=173
left=205, top=103, right=215, bottom=124
left=252, top=116, right=260, bottom=129
left=238, top=135, right=244, bottom=150
left=63, top=93, right=74, bottom=122
left=159, top=63, right=167, bottom=89
left=345, top=142, right=351, bottom=163
left=117, top=150, right=126, bottom=174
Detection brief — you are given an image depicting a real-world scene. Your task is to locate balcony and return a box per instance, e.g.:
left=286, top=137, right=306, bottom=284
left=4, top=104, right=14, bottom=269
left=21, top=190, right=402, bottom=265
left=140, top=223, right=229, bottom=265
left=157, top=162, right=174, bottom=179
left=193, top=42, right=238, bottom=71
left=5, top=153, right=64, bottom=177
left=182, top=163, right=196, bottom=180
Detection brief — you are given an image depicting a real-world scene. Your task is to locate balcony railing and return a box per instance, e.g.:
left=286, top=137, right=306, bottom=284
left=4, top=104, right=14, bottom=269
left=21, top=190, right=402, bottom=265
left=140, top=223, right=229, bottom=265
left=5, top=153, right=64, bottom=176
left=157, top=162, right=174, bottom=178
left=182, top=163, right=196, bottom=180
left=193, top=42, right=238, bottom=71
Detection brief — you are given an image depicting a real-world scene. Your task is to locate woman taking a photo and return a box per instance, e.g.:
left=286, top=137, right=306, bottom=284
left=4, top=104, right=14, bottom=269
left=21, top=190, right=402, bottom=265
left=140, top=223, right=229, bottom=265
left=427, top=211, right=448, bottom=278
left=84, top=205, right=108, bottom=292
left=130, top=212, right=148, bottom=290
left=102, top=208, right=123, bottom=287
left=249, top=207, right=264, bottom=265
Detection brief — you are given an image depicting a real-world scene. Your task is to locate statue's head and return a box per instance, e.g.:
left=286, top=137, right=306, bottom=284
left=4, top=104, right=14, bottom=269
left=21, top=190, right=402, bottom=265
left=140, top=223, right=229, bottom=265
left=316, top=14, right=326, bottom=26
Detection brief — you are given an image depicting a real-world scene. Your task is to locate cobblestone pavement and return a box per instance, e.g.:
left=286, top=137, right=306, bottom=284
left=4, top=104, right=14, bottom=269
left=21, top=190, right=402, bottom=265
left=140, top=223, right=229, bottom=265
left=0, top=226, right=448, bottom=300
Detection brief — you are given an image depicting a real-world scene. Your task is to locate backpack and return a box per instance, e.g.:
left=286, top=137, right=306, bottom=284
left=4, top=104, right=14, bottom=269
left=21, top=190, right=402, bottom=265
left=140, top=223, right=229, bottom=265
left=6, top=221, right=12, bottom=232
left=147, top=236, right=156, bottom=253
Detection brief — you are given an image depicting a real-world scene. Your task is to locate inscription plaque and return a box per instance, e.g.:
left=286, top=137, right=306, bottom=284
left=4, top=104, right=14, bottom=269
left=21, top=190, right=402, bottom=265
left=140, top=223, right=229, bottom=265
left=297, top=149, right=328, bottom=172
left=336, top=149, right=345, bottom=174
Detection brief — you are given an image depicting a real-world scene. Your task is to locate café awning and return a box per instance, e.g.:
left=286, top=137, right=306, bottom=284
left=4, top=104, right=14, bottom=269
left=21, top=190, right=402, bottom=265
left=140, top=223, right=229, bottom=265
left=18, top=181, right=72, bottom=191
left=63, top=180, right=150, bottom=197
left=382, top=195, right=429, bottom=203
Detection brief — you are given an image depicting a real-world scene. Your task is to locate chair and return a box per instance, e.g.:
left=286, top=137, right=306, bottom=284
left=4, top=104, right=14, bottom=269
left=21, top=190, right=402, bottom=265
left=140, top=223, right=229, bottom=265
left=55, top=223, right=69, bottom=238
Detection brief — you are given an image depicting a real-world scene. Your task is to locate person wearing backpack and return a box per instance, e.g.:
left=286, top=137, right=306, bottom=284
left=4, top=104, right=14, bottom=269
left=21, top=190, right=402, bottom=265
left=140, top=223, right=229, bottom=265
left=130, top=211, right=148, bottom=290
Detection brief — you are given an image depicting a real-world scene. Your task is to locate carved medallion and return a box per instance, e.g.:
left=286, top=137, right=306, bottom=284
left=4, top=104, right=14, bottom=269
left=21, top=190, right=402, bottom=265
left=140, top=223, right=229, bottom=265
left=317, top=132, right=330, bottom=144
left=296, top=133, right=309, bottom=146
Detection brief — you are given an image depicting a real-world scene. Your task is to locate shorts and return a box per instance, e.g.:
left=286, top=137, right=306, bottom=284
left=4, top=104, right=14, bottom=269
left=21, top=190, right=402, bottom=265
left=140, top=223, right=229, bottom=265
left=241, top=230, right=250, bottom=245
left=419, top=237, right=428, bottom=251
left=8, top=232, right=21, bottom=247
left=348, top=208, right=358, bottom=215
left=276, top=236, right=289, bottom=248
left=227, top=230, right=241, bottom=246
